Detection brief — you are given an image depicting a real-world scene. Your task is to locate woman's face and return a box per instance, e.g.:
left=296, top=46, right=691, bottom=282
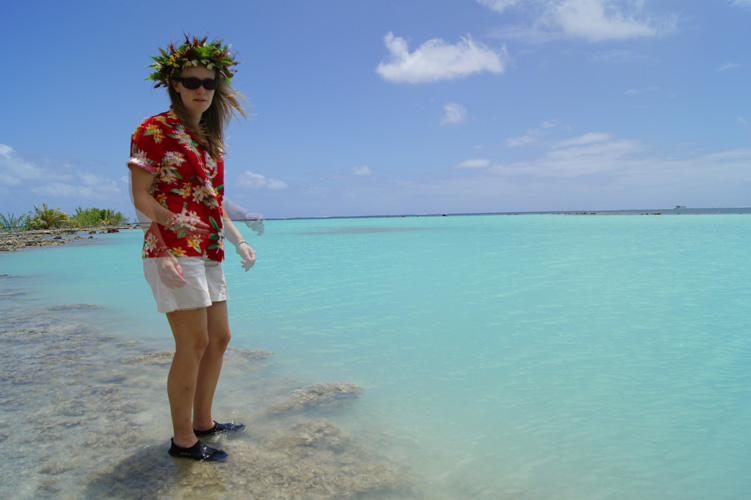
left=172, top=65, right=217, bottom=120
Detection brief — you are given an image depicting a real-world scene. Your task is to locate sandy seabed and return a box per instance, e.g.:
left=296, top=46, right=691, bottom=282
left=0, top=276, right=413, bottom=500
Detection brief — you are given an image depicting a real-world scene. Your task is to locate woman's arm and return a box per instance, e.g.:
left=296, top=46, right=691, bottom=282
left=129, top=166, right=180, bottom=228
left=128, top=165, right=190, bottom=287
left=129, top=165, right=210, bottom=233
left=222, top=207, right=256, bottom=271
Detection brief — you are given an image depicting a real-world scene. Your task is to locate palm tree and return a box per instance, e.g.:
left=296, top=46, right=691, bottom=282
left=0, top=212, right=28, bottom=232
left=29, top=203, right=68, bottom=229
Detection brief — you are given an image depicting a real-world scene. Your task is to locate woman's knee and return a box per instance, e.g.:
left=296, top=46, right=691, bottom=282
left=175, top=331, right=210, bottom=358
left=209, top=328, right=231, bottom=351
left=168, top=308, right=211, bottom=357
left=206, top=301, right=231, bottom=351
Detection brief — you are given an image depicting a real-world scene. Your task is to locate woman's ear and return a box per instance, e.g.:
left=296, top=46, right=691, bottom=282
left=171, top=79, right=180, bottom=93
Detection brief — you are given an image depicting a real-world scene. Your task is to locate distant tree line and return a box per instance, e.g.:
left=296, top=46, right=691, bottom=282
left=0, top=204, right=129, bottom=232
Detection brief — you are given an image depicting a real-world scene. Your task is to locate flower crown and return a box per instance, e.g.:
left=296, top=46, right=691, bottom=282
left=146, top=35, right=239, bottom=88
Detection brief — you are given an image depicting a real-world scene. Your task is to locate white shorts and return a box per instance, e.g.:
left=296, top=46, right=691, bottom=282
left=143, top=257, right=229, bottom=314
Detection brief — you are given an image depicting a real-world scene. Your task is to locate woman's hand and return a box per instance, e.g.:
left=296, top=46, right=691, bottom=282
left=236, top=242, right=256, bottom=272
left=157, top=255, right=187, bottom=288
left=168, top=213, right=212, bottom=237
left=246, top=218, right=265, bottom=236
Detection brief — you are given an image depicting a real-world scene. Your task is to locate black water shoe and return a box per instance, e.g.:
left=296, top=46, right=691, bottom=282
left=194, top=421, right=246, bottom=436
left=168, top=439, right=228, bottom=461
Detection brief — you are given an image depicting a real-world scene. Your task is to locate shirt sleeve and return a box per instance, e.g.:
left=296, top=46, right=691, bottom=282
left=128, top=117, right=166, bottom=175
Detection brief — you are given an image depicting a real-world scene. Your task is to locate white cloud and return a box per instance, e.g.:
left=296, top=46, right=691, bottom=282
left=489, top=25, right=564, bottom=45
left=351, top=166, right=373, bottom=176
left=552, top=0, right=658, bottom=41
left=477, top=0, right=523, bottom=14
left=455, top=159, right=492, bottom=169
left=589, top=49, right=654, bottom=64
left=492, top=134, right=644, bottom=178
left=31, top=179, right=118, bottom=199
left=504, top=121, right=561, bottom=147
left=0, top=143, right=45, bottom=187
left=505, top=129, right=543, bottom=147
left=0, top=143, right=122, bottom=202
left=625, top=86, right=659, bottom=95
left=261, top=129, right=751, bottom=216
left=29, top=170, right=122, bottom=200
left=376, top=32, right=506, bottom=84
left=446, top=131, right=645, bottom=181
left=717, top=62, right=741, bottom=72
left=554, top=132, right=613, bottom=148
left=481, top=0, right=677, bottom=43
left=732, top=0, right=751, bottom=9
left=739, top=117, right=751, bottom=133
left=295, top=143, right=751, bottom=216
left=441, top=102, right=468, bottom=126
left=237, top=171, right=288, bottom=190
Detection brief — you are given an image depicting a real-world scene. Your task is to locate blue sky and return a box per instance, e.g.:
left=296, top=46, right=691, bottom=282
left=1, top=0, right=750, bottom=219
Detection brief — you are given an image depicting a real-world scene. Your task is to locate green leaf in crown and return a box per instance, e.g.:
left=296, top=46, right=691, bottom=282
left=146, top=34, right=240, bottom=88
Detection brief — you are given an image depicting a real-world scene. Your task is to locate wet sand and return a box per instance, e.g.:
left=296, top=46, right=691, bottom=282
left=0, top=276, right=411, bottom=499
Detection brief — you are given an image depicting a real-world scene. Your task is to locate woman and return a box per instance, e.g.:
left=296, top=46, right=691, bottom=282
left=128, top=35, right=255, bottom=462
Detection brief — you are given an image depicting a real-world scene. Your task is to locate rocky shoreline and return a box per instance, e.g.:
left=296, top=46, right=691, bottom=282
left=0, top=226, right=134, bottom=252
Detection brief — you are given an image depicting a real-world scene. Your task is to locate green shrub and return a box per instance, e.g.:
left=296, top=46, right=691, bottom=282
left=100, top=208, right=129, bottom=226
left=0, top=212, right=28, bottom=232
left=69, top=207, right=129, bottom=227
left=26, top=203, right=68, bottom=229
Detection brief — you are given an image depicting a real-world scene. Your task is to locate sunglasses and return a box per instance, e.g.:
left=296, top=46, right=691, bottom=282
left=175, top=77, right=219, bottom=90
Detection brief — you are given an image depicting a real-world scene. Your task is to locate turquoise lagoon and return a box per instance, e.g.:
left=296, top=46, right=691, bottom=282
left=1, top=213, right=749, bottom=499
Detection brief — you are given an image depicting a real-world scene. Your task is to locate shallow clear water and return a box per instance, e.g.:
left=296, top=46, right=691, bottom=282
left=2, top=214, right=750, bottom=499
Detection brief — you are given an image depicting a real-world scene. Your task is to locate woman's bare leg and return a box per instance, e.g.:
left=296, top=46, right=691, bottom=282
left=166, top=307, right=209, bottom=448
left=193, top=300, right=231, bottom=431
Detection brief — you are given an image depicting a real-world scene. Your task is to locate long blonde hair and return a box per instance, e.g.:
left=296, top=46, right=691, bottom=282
left=168, top=71, right=248, bottom=159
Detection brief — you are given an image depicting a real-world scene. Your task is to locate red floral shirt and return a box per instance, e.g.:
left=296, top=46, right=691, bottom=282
left=129, top=110, right=225, bottom=261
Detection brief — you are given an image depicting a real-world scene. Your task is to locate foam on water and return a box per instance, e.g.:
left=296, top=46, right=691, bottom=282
left=1, top=214, right=750, bottom=499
